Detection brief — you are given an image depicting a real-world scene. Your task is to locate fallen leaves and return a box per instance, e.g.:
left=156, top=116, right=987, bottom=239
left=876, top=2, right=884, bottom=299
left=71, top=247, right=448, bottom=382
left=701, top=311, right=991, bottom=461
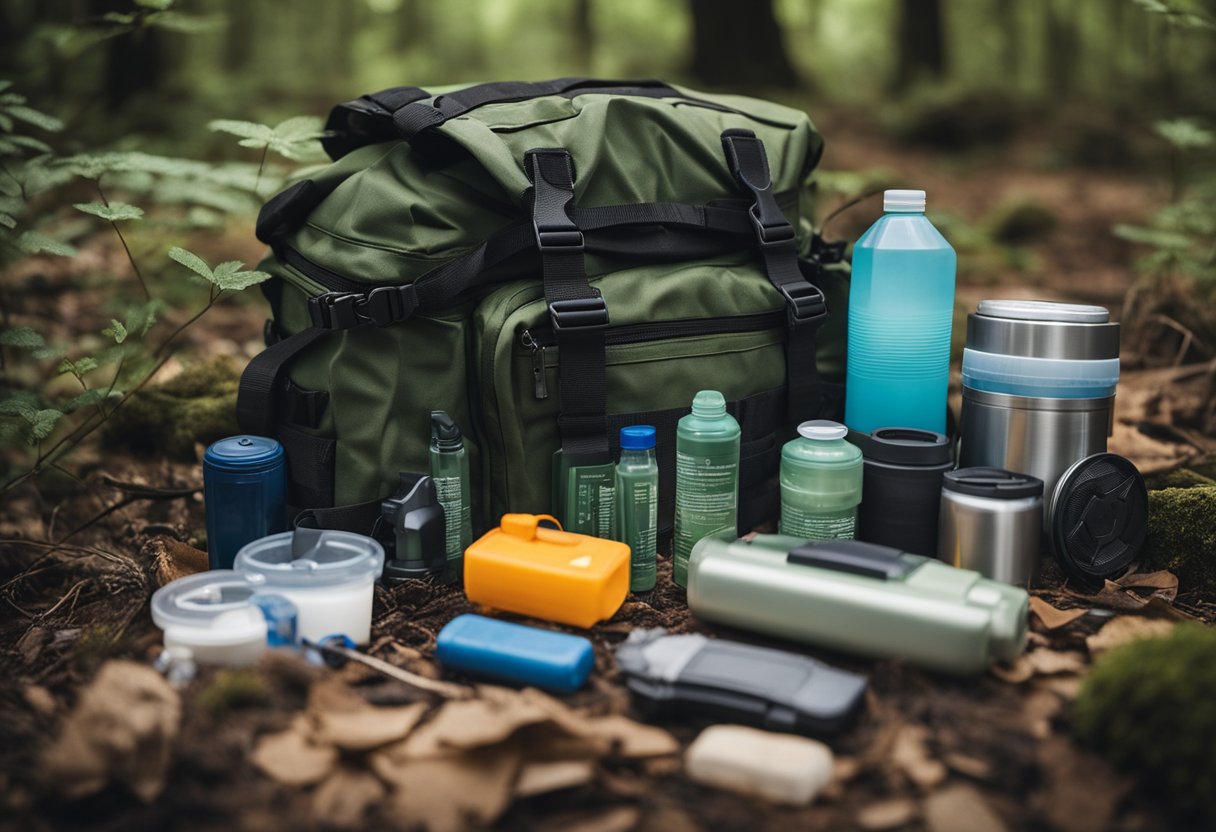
left=1085, top=615, right=1176, bottom=656
left=250, top=676, right=677, bottom=831
left=39, top=660, right=181, bottom=802
left=890, top=725, right=948, bottom=792
left=923, top=783, right=1007, bottom=832
left=1033, top=737, right=1130, bottom=832
left=1028, top=596, right=1088, bottom=630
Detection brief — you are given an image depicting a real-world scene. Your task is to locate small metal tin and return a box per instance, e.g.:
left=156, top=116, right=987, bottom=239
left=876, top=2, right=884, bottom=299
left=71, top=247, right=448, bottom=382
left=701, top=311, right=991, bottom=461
left=938, top=467, right=1044, bottom=587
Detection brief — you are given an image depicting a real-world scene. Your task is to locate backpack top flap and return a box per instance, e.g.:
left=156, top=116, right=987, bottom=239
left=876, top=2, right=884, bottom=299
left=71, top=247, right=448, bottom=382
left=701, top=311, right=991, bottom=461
left=265, top=79, right=823, bottom=292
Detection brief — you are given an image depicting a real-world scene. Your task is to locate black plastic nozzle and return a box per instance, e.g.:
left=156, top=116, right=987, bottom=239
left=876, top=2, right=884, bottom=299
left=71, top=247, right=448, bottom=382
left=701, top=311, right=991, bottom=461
left=431, top=410, right=463, bottom=452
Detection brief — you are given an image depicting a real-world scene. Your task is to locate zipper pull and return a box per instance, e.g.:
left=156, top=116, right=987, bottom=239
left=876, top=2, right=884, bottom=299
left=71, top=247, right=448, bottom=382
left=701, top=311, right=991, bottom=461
left=521, top=329, right=549, bottom=400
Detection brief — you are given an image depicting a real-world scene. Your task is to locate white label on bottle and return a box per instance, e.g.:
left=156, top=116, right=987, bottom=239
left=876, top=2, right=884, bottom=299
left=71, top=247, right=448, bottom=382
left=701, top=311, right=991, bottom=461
left=434, top=476, right=464, bottom=561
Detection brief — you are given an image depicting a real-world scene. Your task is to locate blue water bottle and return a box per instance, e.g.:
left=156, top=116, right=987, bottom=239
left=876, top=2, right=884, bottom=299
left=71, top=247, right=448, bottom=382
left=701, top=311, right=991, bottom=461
left=203, top=436, right=287, bottom=570
left=844, top=189, right=956, bottom=435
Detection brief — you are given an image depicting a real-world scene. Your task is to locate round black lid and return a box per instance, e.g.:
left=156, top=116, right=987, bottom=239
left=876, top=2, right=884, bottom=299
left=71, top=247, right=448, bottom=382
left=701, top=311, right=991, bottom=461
left=943, top=467, right=1044, bottom=499
left=1050, top=453, right=1147, bottom=585
left=849, top=427, right=952, bottom=466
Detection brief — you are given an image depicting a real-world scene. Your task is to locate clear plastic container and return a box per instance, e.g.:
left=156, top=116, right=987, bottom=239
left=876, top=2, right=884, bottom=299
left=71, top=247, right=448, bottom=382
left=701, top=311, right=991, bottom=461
left=234, top=529, right=384, bottom=644
left=150, top=570, right=272, bottom=666
left=961, top=348, right=1120, bottom=399
left=780, top=421, right=863, bottom=540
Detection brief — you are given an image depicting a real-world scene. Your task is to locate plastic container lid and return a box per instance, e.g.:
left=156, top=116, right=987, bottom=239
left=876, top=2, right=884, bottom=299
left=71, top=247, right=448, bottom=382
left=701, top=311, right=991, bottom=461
left=848, top=427, right=952, bottom=466
left=620, top=425, right=657, bottom=450
left=797, top=420, right=848, bottom=441
left=1049, top=454, right=1147, bottom=586
left=234, top=529, right=385, bottom=589
left=884, top=189, right=926, bottom=212
left=943, top=467, right=1044, bottom=500
left=976, top=299, right=1109, bottom=324
left=204, top=435, right=284, bottom=473
left=150, top=570, right=268, bottom=642
left=962, top=348, right=1120, bottom=399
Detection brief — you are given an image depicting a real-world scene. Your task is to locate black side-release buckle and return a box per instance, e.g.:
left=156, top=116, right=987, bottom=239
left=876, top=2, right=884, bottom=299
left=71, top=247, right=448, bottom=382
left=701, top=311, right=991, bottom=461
left=525, top=148, right=585, bottom=254
left=549, top=295, right=609, bottom=332
left=779, top=282, right=827, bottom=324
left=721, top=129, right=798, bottom=250
left=308, top=284, right=418, bottom=329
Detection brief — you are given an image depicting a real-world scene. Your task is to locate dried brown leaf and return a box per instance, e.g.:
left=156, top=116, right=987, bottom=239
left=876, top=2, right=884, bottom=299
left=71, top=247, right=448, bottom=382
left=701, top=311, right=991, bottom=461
left=857, top=797, right=918, bottom=831
left=311, top=766, right=387, bottom=829
left=1035, top=737, right=1130, bottom=832
left=1086, top=616, right=1176, bottom=656
left=923, top=783, right=1007, bottom=832
left=1028, top=596, right=1088, bottom=630
left=39, top=661, right=180, bottom=802
left=385, top=744, right=522, bottom=832
left=250, top=725, right=338, bottom=786
left=313, top=702, right=428, bottom=751
left=891, top=724, right=947, bottom=791
left=515, top=759, right=597, bottom=797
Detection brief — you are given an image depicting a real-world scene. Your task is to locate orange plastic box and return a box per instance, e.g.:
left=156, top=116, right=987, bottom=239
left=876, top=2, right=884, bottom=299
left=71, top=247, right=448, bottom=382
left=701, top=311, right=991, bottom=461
left=463, top=514, right=630, bottom=628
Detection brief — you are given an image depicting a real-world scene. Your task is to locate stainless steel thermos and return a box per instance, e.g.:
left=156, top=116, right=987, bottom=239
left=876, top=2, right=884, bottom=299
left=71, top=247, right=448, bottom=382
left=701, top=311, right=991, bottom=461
left=938, top=467, right=1044, bottom=587
left=849, top=427, right=953, bottom=556
left=958, top=300, right=1119, bottom=503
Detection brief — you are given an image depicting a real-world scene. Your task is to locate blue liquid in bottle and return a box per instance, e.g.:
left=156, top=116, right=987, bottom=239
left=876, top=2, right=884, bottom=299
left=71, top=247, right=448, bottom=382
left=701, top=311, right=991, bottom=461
left=845, top=190, right=956, bottom=435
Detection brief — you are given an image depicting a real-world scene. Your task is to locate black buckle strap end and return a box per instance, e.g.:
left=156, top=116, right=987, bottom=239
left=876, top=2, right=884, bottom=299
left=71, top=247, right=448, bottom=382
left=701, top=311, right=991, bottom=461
left=308, top=284, right=418, bottom=330
left=779, top=281, right=828, bottom=325
left=549, top=295, right=609, bottom=332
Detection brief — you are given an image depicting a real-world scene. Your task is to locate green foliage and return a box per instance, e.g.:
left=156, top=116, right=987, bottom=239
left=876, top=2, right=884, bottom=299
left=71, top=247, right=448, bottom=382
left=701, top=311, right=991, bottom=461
left=1074, top=623, right=1216, bottom=823
left=208, top=116, right=328, bottom=162
left=1132, top=0, right=1216, bottom=31
left=195, top=669, right=270, bottom=715
left=73, top=201, right=144, bottom=222
left=168, top=246, right=270, bottom=291
left=16, top=231, right=77, bottom=257
left=103, top=320, right=128, bottom=344
left=1155, top=118, right=1215, bottom=150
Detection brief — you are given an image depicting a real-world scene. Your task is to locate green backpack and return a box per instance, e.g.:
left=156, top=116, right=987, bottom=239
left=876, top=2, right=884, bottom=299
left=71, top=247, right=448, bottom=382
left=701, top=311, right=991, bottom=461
left=237, top=78, right=849, bottom=541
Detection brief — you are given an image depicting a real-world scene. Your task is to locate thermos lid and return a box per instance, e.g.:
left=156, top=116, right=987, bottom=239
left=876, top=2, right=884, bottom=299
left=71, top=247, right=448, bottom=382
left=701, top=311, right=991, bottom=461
left=976, top=299, right=1109, bottom=324
left=943, top=467, right=1044, bottom=499
left=1048, top=453, right=1147, bottom=586
left=798, top=420, right=848, bottom=441
left=204, top=435, right=284, bottom=473
left=848, top=427, right=952, bottom=466
left=150, top=570, right=266, bottom=631
left=234, top=528, right=385, bottom=589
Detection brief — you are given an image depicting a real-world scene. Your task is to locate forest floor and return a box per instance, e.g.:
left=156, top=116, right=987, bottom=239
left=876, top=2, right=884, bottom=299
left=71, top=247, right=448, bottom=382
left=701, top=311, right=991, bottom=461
left=1, top=110, right=1214, bottom=832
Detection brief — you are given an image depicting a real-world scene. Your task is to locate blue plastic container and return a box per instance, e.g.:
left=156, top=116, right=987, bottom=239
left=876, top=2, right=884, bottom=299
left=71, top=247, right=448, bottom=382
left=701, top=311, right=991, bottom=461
left=203, top=436, right=287, bottom=570
left=961, top=349, right=1119, bottom=399
left=435, top=614, right=595, bottom=693
left=845, top=190, right=956, bottom=435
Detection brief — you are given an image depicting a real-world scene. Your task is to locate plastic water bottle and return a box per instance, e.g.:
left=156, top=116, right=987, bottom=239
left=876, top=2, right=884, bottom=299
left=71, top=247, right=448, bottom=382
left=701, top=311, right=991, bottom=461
left=203, top=436, right=287, bottom=570
left=780, top=421, right=863, bottom=540
left=615, top=426, right=659, bottom=592
left=845, top=189, right=956, bottom=435
left=673, top=390, right=740, bottom=588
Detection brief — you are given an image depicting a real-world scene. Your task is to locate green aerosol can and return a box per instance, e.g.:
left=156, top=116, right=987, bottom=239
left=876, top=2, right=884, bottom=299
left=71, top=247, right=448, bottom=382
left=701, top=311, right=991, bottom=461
left=430, top=411, right=472, bottom=582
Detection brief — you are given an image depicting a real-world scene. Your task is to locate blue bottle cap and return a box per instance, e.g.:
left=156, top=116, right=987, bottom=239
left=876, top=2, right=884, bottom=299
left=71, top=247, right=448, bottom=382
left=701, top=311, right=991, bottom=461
left=204, top=435, right=284, bottom=473
left=620, top=425, right=657, bottom=450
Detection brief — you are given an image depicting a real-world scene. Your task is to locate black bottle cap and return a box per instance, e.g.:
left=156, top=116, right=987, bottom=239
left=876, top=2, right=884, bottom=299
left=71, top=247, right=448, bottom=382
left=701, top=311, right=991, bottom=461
left=943, top=467, right=1044, bottom=499
left=1049, top=453, right=1147, bottom=587
left=848, top=427, right=952, bottom=467
left=431, top=410, right=463, bottom=451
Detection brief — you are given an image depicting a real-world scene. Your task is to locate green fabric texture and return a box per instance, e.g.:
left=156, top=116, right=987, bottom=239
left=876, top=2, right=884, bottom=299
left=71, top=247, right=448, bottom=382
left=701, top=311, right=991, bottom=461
left=257, top=82, right=848, bottom=531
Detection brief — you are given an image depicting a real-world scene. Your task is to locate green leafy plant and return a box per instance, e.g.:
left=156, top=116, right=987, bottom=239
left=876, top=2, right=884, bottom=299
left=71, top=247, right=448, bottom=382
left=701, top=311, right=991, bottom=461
left=209, top=116, right=327, bottom=194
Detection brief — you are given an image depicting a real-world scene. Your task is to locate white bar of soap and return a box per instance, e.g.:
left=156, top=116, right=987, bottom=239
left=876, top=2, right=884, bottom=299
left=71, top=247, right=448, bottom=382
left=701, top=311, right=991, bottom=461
left=684, top=724, right=834, bottom=806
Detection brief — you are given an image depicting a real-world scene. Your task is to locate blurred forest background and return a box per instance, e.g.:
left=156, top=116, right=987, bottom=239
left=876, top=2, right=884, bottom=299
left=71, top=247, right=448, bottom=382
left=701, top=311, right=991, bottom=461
left=1, top=0, right=1215, bottom=493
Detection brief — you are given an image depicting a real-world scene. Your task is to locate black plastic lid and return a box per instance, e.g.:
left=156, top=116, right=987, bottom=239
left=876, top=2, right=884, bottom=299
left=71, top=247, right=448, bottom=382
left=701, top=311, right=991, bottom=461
left=943, top=467, right=1044, bottom=499
left=430, top=410, right=463, bottom=451
left=1050, top=453, right=1147, bottom=585
left=848, top=427, right=952, bottom=467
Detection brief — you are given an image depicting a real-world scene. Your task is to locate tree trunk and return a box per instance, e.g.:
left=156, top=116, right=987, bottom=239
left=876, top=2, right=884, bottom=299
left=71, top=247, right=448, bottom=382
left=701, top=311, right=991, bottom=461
left=891, top=0, right=947, bottom=94
left=688, top=0, right=801, bottom=89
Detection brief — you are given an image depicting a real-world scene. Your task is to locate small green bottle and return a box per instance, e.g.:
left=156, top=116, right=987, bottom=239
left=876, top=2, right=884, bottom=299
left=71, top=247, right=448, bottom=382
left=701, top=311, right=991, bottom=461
left=780, top=420, right=863, bottom=540
left=430, top=411, right=472, bottom=582
left=673, top=390, right=740, bottom=588
left=616, top=425, right=658, bottom=592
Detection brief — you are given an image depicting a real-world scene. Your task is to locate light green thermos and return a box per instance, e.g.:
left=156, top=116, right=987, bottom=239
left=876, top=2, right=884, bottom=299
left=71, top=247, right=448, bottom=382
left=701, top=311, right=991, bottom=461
left=780, top=420, right=863, bottom=540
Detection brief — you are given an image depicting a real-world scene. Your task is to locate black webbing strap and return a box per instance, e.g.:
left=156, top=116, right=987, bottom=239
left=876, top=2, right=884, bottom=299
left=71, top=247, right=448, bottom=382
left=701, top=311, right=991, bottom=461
left=322, top=85, right=432, bottom=160
left=293, top=498, right=383, bottom=536
left=525, top=148, right=610, bottom=460
left=236, top=327, right=329, bottom=437
left=721, top=129, right=828, bottom=421
left=306, top=199, right=768, bottom=330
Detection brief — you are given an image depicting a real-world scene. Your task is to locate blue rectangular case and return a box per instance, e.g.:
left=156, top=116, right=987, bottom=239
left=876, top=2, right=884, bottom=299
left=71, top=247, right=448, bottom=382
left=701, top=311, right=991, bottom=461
left=435, top=614, right=595, bottom=693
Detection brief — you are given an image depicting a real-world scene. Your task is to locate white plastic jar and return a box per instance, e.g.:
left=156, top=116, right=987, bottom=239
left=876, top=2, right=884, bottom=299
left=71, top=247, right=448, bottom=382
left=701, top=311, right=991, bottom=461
left=234, top=529, right=384, bottom=644
left=150, top=570, right=270, bottom=666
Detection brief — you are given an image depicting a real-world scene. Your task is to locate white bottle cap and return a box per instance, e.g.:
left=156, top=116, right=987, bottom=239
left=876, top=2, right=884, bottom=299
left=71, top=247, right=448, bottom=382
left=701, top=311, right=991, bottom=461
left=797, top=420, right=848, bottom=441
left=884, top=189, right=926, bottom=212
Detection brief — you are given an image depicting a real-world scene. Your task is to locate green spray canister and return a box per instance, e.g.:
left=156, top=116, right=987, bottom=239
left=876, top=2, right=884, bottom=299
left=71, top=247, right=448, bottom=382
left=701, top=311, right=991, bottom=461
left=673, top=390, right=741, bottom=588
left=430, top=411, right=472, bottom=582
left=780, top=420, right=863, bottom=540
left=616, top=425, right=659, bottom=592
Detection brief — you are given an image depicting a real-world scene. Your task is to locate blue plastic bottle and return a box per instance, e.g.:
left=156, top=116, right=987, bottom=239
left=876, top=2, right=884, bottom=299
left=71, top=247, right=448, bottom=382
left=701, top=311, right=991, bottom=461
left=845, top=190, right=956, bottom=435
left=203, top=436, right=287, bottom=570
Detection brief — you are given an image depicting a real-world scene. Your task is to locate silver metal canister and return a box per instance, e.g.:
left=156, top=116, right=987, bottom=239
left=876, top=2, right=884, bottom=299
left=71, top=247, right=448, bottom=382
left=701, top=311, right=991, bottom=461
left=938, top=467, right=1044, bottom=587
left=958, top=300, right=1120, bottom=503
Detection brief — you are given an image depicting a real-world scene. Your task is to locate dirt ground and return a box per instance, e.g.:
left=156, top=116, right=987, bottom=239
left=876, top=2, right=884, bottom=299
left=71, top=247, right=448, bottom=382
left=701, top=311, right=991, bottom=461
left=1, top=114, right=1214, bottom=831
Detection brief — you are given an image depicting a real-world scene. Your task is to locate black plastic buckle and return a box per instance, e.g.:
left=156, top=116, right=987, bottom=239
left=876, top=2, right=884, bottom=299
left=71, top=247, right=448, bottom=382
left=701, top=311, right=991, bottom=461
left=748, top=204, right=796, bottom=247
left=308, top=285, right=418, bottom=330
left=525, top=148, right=584, bottom=254
left=779, top=281, right=828, bottom=325
left=549, top=295, right=609, bottom=332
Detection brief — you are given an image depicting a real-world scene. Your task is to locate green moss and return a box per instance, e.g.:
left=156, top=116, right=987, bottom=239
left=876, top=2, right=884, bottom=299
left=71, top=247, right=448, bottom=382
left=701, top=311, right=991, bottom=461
left=988, top=199, right=1058, bottom=245
left=1142, top=486, right=1216, bottom=591
left=195, top=669, right=270, bottom=715
left=1143, top=467, right=1215, bottom=491
left=1073, top=624, right=1216, bottom=824
left=103, top=356, right=240, bottom=459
